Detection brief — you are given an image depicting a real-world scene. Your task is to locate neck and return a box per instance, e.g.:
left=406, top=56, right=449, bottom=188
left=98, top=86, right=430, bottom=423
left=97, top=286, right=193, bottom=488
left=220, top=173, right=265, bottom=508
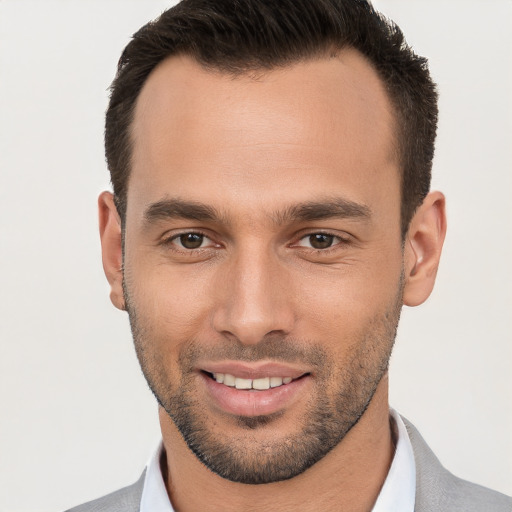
left=159, top=376, right=393, bottom=512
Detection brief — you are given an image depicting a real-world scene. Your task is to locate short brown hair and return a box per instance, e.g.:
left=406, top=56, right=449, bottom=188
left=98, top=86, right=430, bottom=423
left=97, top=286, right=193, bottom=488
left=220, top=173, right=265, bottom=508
left=106, top=0, right=438, bottom=237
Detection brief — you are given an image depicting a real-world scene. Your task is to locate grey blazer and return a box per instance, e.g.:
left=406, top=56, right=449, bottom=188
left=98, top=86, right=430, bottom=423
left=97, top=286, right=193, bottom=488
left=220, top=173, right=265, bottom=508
left=66, top=419, right=512, bottom=512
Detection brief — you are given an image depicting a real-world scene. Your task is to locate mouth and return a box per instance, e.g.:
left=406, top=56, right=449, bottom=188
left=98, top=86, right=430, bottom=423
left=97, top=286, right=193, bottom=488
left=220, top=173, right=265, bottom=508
left=198, top=364, right=312, bottom=417
left=203, top=371, right=308, bottom=390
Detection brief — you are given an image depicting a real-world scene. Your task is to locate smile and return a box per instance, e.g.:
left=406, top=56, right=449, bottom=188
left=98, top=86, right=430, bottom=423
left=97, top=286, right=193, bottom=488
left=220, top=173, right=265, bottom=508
left=200, top=367, right=311, bottom=417
left=211, top=373, right=294, bottom=390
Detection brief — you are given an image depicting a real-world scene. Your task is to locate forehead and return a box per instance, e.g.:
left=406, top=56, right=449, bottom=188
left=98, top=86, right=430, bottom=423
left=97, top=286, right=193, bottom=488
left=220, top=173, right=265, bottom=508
left=128, top=51, right=398, bottom=222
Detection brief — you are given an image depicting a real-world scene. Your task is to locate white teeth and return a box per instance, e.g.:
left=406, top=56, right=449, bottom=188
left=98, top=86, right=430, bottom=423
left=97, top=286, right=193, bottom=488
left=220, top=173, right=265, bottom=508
left=223, top=373, right=236, bottom=386
left=235, top=378, right=252, bottom=389
left=270, top=377, right=283, bottom=388
left=252, top=377, right=270, bottom=390
left=211, top=373, right=293, bottom=390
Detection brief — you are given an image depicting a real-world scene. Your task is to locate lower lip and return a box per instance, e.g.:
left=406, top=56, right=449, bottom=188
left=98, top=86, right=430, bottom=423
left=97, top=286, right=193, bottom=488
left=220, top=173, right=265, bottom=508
left=200, top=373, right=310, bottom=417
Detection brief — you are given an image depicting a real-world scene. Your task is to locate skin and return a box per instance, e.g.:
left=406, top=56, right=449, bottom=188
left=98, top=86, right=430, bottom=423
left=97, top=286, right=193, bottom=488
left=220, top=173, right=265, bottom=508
left=100, top=51, right=446, bottom=511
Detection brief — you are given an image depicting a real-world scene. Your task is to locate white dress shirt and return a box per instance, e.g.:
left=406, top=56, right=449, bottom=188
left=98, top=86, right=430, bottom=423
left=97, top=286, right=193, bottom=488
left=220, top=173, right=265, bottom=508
left=140, top=408, right=416, bottom=512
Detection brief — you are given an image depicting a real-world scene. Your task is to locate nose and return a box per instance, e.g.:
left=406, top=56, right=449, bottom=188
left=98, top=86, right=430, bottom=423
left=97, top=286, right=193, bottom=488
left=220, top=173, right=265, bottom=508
left=212, top=243, right=295, bottom=345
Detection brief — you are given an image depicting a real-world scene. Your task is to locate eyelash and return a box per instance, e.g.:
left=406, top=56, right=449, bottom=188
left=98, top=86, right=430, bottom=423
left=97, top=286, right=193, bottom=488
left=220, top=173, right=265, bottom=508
left=160, top=230, right=351, bottom=254
left=293, top=232, right=350, bottom=252
left=161, top=231, right=216, bottom=251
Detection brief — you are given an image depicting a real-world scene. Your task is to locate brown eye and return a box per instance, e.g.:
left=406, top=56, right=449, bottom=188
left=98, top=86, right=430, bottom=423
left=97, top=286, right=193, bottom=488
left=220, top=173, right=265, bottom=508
left=178, top=233, right=205, bottom=249
left=309, top=233, right=335, bottom=249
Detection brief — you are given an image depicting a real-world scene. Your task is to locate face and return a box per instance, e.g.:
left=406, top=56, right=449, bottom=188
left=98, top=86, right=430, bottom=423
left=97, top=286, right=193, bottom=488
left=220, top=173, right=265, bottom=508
left=122, top=51, right=404, bottom=484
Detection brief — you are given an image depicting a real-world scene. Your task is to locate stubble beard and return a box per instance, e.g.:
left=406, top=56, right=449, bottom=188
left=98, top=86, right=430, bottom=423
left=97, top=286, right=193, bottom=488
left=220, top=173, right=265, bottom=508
left=124, top=278, right=403, bottom=485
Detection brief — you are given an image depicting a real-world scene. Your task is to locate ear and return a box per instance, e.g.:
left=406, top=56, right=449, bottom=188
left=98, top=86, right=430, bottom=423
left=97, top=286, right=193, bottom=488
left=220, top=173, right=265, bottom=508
left=403, top=191, right=447, bottom=307
left=98, top=191, right=125, bottom=311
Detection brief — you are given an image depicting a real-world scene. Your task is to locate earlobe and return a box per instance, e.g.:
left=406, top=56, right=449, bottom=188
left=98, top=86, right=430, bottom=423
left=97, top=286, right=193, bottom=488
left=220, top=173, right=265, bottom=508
left=403, top=191, right=447, bottom=307
left=98, top=191, right=125, bottom=311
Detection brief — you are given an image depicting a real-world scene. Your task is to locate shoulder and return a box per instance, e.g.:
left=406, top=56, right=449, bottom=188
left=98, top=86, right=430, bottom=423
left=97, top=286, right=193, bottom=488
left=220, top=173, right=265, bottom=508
left=402, top=417, right=512, bottom=512
left=64, top=470, right=145, bottom=512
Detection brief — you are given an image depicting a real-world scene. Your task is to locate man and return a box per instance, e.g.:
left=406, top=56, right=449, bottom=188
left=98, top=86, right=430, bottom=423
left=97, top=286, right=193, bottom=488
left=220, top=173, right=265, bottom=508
left=67, top=0, right=512, bottom=510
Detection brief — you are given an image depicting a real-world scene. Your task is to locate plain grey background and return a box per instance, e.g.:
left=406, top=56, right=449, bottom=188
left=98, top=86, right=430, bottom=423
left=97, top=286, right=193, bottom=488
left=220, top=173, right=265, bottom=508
left=0, top=1, right=511, bottom=510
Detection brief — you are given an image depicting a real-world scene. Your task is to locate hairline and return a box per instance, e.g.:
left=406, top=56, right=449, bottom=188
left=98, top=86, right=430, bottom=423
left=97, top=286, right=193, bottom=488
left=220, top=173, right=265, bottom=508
left=119, top=47, right=406, bottom=232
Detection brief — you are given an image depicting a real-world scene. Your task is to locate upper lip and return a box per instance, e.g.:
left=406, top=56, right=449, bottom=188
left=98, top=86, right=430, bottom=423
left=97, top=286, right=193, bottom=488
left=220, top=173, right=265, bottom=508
left=199, top=361, right=310, bottom=380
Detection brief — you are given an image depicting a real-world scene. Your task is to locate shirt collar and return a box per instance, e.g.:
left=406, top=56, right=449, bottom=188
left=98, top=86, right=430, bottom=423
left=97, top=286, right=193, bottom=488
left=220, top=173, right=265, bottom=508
left=140, top=408, right=416, bottom=512
left=140, top=442, right=174, bottom=512
left=371, top=408, right=416, bottom=512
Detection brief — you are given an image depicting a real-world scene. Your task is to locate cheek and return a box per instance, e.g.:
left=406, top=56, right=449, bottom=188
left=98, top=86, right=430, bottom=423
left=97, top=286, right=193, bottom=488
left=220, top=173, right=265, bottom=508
left=125, top=257, right=215, bottom=342
left=125, top=233, right=404, bottom=348
left=291, top=251, right=403, bottom=340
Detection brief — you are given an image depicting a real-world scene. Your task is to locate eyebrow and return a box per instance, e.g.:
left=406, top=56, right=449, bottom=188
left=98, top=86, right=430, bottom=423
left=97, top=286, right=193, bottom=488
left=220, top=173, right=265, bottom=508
left=143, top=197, right=372, bottom=226
left=144, top=198, right=224, bottom=224
left=273, top=198, right=372, bottom=224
